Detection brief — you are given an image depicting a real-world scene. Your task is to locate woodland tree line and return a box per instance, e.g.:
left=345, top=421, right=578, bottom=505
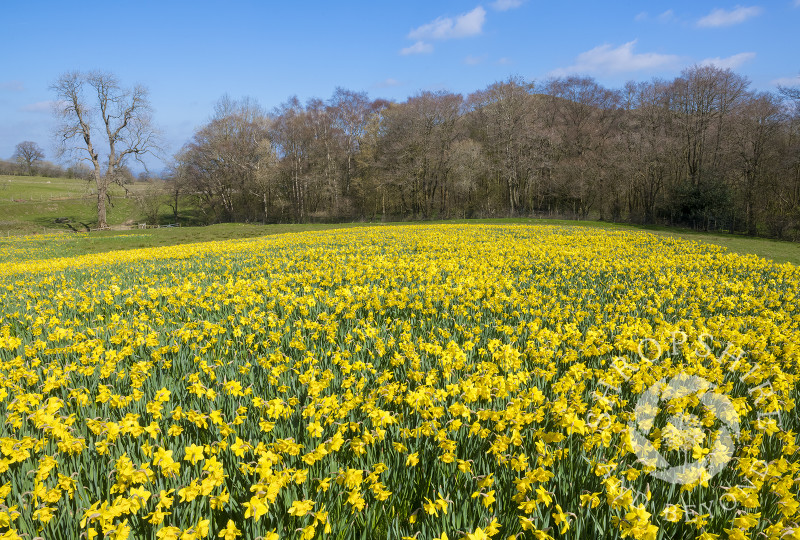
left=14, top=66, right=799, bottom=237
left=0, top=141, right=94, bottom=180
left=172, top=65, right=800, bottom=238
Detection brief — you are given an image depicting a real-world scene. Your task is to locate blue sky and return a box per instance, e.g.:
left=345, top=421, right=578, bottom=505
left=1, top=0, right=799, bottom=172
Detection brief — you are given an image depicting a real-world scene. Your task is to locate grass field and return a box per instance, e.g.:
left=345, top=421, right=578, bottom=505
left=0, top=175, right=153, bottom=235
left=0, top=224, right=369, bottom=263
left=0, top=175, right=94, bottom=199
left=1, top=175, right=799, bottom=267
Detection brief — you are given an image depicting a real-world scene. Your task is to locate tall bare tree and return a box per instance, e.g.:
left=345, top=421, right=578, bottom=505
left=271, top=97, right=313, bottom=222
left=621, top=79, right=679, bottom=223
left=330, top=88, right=372, bottom=196
left=13, top=141, right=45, bottom=175
left=176, top=96, right=270, bottom=222
left=378, top=91, right=464, bottom=218
left=544, top=76, right=621, bottom=218
left=671, top=65, right=749, bottom=186
left=52, top=71, right=159, bottom=228
left=777, top=84, right=800, bottom=237
left=730, top=91, right=785, bottom=234
left=467, top=76, right=540, bottom=215
left=305, top=97, right=340, bottom=216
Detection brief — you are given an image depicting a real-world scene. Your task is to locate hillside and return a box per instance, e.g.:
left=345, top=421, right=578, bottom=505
left=0, top=175, right=156, bottom=234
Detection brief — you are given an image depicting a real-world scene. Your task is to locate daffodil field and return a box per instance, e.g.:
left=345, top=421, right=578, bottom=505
left=1, top=225, right=799, bottom=540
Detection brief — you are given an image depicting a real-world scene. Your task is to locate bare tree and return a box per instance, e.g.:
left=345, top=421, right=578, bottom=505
left=330, top=88, right=372, bottom=196
left=621, top=79, right=679, bottom=223
left=544, top=76, right=621, bottom=218
left=133, top=184, right=166, bottom=225
left=177, top=96, right=270, bottom=222
left=305, top=97, right=340, bottom=216
left=777, top=83, right=800, bottom=237
left=351, top=99, right=391, bottom=219
left=467, top=76, right=540, bottom=215
left=377, top=91, right=464, bottom=218
left=52, top=71, right=159, bottom=228
left=13, top=141, right=45, bottom=175
left=271, top=96, right=314, bottom=222
left=730, top=91, right=785, bottom=234
left=671, top=65, right=749, bottom=186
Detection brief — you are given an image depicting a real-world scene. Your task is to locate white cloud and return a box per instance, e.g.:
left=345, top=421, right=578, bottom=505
left=490, top=0, right=524, bottom=11
left=794, top=0, right=800, bottom=7
left=697, top=6, right=762, bottom=27
left=636, top=10, right=678, bottom=23
left=400, top=41, right=433, bottom=55
left=772, top=74, right=800, bottom=87
left=375, top=78, right=403, bottom=88
left=0, top=80, right=24, bottom=92
left=550, top=40, right=680, bottom=76
left=408, top=6, right=486, bottom=41
left=699, top=52, right=756, bottom=69
left=497, top=57, right=512, bottom=65
left=465, top=54, right=488, bottom=65
left=20, top=100, right=60, bottom=113
left=658, top=9, right=676, bottom=22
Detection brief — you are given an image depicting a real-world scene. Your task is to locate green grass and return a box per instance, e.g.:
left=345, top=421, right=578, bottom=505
left=0, top=175, right=94, bottom=199
left=1, top=174, right=798, bottom=266
left=0, top=175, right=157, bottom=235
left=0, top=223, right=375, bottom=262
left=0, top=197, right=146, bottom=234
left=565, top=219, right=800, bottom=266
left=634, top=228, right=800, bottom=266
left=0, top=174, right=151, bottom=199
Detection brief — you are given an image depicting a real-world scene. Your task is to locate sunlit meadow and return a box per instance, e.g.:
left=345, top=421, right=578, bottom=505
left=0, top=225, right=798, bottom=540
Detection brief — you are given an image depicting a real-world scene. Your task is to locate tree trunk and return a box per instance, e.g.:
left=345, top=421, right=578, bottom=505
left=173, top=191, right=180, bottom=221
left=97, top=182, right=108, bottom=228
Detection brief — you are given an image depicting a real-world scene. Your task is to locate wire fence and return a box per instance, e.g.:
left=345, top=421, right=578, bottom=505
left=2, top=228, right=73, bottom=238
left=87, top=223, right=181, bottom=232
left=2, top=223, right=180, bottom=238
left=5, top=194, right=100, bottom=202
left=3, top=191, right=149, bottom=202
